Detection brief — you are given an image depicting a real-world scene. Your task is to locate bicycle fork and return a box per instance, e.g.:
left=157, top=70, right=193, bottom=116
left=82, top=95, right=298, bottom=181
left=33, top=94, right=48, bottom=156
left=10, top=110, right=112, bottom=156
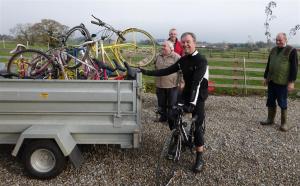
left=173, top=121, right=188, bottom=161
left=181, top=120, right=195, bottom=153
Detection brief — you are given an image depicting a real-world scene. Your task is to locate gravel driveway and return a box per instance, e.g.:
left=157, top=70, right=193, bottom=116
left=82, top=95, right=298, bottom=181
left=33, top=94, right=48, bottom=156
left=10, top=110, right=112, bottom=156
left=0, top=93, right=299, bottom=185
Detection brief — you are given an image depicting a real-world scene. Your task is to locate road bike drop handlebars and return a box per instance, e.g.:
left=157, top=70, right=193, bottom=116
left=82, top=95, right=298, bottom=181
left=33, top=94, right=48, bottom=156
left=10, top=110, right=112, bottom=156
left=91, top=59, right=138, bottom=80
left=93, top=59, right=126, bottom=73
left=90, top=15, right=126, bottom=41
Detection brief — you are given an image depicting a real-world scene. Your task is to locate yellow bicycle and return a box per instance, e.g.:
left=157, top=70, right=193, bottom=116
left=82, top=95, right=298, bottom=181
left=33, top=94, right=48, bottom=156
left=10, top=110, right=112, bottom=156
left=63, top=15, right=156, bottom=70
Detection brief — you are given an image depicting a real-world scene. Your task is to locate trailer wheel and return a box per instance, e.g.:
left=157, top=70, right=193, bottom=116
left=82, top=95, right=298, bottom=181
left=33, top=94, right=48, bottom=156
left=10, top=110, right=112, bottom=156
left=23, top=140, right=66, bottom=179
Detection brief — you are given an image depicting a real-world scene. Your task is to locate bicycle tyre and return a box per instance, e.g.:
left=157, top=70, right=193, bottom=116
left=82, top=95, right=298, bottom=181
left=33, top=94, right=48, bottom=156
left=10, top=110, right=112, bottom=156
left=64, top=25, right=92, bottom=69
left=115, top=28, right=156, bottom=67
left=7, top=49, right=57, bottom=79
left=156, top=130, right=181, bottom=185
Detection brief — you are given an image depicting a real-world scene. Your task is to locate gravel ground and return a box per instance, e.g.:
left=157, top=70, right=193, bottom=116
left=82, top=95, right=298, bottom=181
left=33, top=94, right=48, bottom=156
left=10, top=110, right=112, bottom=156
left=0, top=93, right=299, bottom=185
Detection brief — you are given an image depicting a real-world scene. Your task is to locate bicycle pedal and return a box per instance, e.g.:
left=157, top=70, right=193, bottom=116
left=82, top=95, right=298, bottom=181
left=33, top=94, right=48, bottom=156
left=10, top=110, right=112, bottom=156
left=165, top=154, right=175, bottom=160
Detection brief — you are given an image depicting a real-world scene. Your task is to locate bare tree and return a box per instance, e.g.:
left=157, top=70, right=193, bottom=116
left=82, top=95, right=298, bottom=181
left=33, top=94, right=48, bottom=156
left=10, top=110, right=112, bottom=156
left=10, top=23, right=35, bottom=45
left=288, top=24, right=300, bottom=40
left=264, top=1, right=277, bottom=48
left=264, top=1, right=299, bottom=46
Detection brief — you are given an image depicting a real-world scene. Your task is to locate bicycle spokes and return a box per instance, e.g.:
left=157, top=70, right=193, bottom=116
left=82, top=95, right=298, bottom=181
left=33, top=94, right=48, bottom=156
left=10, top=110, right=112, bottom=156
left=156, top=131, right=182, bottom=185
left=8, top=49, right=56, bottom=79
left=116, top=28, right=156, bottom=67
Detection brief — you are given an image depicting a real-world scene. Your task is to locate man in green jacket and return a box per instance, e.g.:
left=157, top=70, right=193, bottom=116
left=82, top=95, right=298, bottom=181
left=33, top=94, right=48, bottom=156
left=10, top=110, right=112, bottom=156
left=260, top=33, right=298, bottom=131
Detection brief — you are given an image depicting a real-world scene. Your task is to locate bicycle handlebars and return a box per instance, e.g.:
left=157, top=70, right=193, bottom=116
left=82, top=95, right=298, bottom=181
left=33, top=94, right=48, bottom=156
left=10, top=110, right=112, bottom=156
left=172, top=104, right=198, bottom=122
left=91, top=15, right=126, bottom=41
left=93, top=59, right=116, bottom=72
left=91, top=20, right=105, bottom=27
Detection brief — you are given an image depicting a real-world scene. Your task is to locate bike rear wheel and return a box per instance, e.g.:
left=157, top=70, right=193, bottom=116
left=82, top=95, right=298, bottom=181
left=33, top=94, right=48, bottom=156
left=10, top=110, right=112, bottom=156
left=7, top=49, right=57, bottom=79
left=64, top=25, right=92, bottom=69
left=116, top=28, right=156, bottom=67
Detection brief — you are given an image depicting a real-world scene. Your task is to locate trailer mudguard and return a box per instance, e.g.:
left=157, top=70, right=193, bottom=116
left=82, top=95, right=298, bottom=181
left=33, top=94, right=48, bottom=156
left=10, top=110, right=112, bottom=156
left=12, top=125, right=83, bottom=168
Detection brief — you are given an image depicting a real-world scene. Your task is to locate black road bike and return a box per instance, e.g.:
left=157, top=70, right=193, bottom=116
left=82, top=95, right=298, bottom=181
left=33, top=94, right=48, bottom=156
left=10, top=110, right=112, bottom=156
left=156, top=105, right=200, bottom=185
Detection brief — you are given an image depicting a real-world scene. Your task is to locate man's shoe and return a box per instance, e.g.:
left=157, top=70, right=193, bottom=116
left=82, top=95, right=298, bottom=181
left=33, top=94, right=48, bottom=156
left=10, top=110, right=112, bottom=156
left=166, top=153, right=174, bottom=160
left=260, top=107, right=276, bottom=125
left=193, top=152, right=204, bottom=173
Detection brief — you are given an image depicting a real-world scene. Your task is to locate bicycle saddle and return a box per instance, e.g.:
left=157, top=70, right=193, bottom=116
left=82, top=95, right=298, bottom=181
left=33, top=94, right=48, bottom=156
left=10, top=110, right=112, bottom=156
left=10, top=44, right=27, bottom=54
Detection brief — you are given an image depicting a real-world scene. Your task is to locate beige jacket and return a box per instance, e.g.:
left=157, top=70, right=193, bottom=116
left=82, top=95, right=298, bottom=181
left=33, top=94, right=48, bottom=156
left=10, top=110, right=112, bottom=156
left=155, top=51, right=181, bottom=88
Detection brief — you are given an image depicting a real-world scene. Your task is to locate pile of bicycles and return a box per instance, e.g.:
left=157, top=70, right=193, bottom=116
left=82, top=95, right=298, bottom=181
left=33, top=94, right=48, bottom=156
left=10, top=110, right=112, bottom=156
left=2, top=15, right=156, bottom=80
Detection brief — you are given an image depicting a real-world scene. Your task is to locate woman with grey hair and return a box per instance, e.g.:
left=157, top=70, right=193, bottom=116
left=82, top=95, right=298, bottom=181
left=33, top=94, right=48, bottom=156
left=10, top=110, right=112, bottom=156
left=154, top=40, right=181, bottom=125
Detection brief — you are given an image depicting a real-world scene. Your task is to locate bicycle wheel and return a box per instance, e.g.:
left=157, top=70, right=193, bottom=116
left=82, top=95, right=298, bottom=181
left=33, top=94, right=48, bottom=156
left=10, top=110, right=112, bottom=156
left=156, top=130, right=181, bottom=185
left=7, top=49, right=57, bottom=79
left=64, top=25, right=92, bottom=69
left=115, top=28, right=156, bottom=67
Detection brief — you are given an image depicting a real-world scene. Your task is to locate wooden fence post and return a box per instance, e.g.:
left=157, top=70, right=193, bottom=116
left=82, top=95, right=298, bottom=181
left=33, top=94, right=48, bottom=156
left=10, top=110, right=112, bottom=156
left=232, top=59, right=239, bottom=95
left=243, top=57, right=247, bottom=95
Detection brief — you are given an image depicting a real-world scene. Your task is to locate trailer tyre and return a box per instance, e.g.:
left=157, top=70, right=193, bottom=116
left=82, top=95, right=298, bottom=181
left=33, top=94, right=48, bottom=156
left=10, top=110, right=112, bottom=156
left=23, top=140, right=66, bottom=179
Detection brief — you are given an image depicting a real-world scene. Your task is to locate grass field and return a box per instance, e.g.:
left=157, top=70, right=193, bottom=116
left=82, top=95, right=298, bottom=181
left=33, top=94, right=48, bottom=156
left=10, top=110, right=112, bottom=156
left=0, top=41, right=49, bottom=54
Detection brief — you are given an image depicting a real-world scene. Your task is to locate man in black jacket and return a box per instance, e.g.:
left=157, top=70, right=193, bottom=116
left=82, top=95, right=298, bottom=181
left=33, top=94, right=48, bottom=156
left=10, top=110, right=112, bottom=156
left=141, top=32, right=208, bottom=173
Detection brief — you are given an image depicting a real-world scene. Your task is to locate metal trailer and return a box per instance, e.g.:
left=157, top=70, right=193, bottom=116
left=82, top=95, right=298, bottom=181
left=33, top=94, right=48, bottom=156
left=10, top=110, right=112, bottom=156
left=0, top=74, right=142, bottom=179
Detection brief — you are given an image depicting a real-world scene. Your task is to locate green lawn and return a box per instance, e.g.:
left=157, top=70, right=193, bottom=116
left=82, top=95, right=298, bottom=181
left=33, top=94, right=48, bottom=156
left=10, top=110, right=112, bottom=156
left=0, top=41, right=49, bottom=62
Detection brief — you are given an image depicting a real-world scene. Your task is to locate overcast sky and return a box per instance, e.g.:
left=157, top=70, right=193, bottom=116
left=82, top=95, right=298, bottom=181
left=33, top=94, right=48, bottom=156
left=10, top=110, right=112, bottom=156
left=0, top=0, right=300, bottom=45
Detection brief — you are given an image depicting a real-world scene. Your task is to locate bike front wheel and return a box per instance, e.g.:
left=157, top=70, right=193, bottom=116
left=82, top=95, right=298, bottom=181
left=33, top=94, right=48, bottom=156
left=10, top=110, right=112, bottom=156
left=156, top=130, right=181, bottom=185
left=64, top=25, right=92, bottom=69
left=115, top=28, right=156, bottom=67
left=7, top=49, right=57, bottom=79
